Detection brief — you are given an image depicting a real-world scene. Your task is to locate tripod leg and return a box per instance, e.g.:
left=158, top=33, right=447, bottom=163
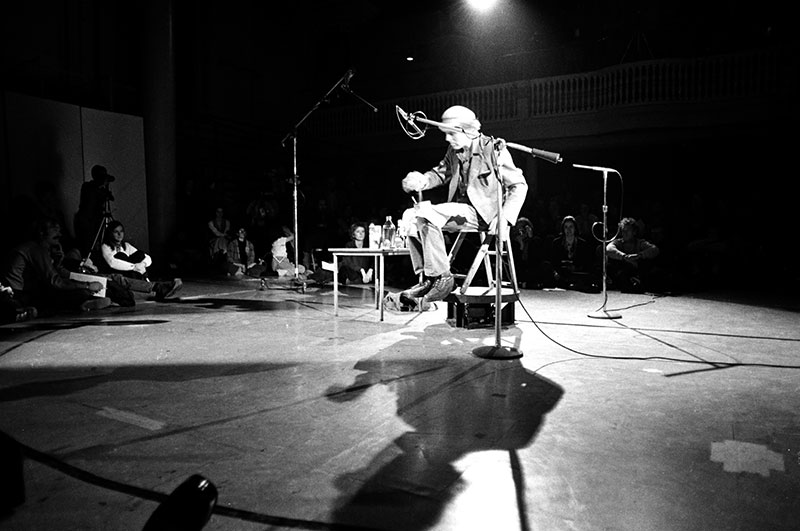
left=81, top=216, right=112, bottom=269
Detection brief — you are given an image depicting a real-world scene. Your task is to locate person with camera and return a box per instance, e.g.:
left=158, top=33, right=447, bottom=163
left=74, top=164, right=116, bottom=256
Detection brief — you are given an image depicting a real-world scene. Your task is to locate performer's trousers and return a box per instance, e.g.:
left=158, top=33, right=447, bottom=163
left=401, top=201, right=483, bottom=278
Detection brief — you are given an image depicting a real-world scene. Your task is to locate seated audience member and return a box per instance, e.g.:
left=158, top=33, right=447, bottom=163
left=543, top=215, right=598, bottom=291
left=271, top=227, right=306, bottom=278
left=226, top=226, right=266, bottom=278
left=100, top=220, right=151, bottom=279
left=246, top=200, right=274, bottom=260
left=2, top=218, right=111, bottom=315
left=100, top=220, right=182, bottom=300
left=509, top=217, right=537, bottom=289
left=339, top=223, right=374, bottom=284
left=207, top=206, right=231, bottom=264
left=606, top=217, right=660, bottom=293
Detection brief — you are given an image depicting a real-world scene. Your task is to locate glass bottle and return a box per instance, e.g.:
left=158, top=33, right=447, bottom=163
left=382, top=216, right=396, bottom=249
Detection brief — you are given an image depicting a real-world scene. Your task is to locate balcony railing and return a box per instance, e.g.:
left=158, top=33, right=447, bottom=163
left=308, top=47, right=792, bottom=140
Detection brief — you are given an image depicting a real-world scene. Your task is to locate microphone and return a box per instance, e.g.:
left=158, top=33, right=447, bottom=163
left=395, top=105, right=425, bottom=139
left=573, top=164, right=618, bottom=173
left=530, top=148, right=562, bottom=164
left=505, top=142, right=562, bottom=164
left=342, top=69, right=355, bottom=88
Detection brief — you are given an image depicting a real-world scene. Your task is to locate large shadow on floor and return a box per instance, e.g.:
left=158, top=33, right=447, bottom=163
left=325, top=339, right=563, bottom=531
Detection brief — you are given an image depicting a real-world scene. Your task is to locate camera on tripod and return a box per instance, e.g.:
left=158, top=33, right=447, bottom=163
left=91, top=165, right=115, bottom=203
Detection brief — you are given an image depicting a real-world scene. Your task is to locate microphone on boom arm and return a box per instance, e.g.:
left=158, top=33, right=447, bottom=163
left=341, top=69, right=355, bottom=89
left=395, top=105, right=426, bottom=139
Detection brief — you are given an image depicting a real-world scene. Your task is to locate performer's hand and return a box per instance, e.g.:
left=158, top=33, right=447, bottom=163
left=133, top=262, right=147, bottom=275
left=402, top=171, right=425, bottom=193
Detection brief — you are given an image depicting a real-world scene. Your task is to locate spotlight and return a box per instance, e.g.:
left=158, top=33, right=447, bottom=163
left=466, top=0, right=498, bottom=12
left=142, top=474, right=217, bottom=531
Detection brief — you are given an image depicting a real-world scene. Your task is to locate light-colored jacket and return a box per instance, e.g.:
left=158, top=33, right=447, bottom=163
left=420, top=134, right=528, bottom=226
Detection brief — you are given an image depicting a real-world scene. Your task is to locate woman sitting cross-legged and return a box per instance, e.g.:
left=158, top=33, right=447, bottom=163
left=99, top=220, right=182, bottom=301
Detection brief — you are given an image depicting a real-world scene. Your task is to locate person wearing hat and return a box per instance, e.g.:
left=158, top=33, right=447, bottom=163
left=74, top=164, right=116, bottom=256
left=400, top=105, right=528, bottom=302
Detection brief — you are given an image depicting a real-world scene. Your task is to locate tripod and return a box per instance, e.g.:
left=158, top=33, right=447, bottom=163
left=79, top=194, right=114, bottom=272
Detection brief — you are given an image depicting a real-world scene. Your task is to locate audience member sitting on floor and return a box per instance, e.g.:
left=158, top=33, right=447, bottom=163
left=271, top=227, right=306, bottom=279
left=226, top=226, right=267, bottom=278
left=509, top=217, right=539, bottom=289
left=99, top=220, right=182, bottom=300
left=100, top=220, right=152, bottom=279
left=2, top=218, right=111, bottom=315
left=339, top=222, right=374, bottom=284
left=606, top=216, right=660, bottom=293
left=207, top=206, right=231, bottom=266
left=543, top=215, right=598, bottom=291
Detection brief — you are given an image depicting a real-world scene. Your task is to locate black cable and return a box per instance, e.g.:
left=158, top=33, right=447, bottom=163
left=514, top=296, right=800, bottom=370
left=17, top=438, right=386, bottom=531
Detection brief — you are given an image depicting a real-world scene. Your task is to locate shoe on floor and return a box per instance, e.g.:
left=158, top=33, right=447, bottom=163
left=422, top=273, right=454, bottom=302
left=361, top=269, right=374, bottom=284
left=15, top=306, right=38, bottom=322
left=401, top=278, right=433, bottom=298
left=80, top=297, right=111, bottom=312
left=155, top=279, right=183, bottom=301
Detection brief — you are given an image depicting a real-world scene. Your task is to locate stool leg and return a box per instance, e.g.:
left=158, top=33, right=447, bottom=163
left=503, top=236, right=520, bottom=294
left=460, top=234, right=492, bottom=294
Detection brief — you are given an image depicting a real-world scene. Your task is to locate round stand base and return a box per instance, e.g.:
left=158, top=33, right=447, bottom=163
left=588, top=309, right=621, bottom=319
left=472, top=345, right=523, bottom=360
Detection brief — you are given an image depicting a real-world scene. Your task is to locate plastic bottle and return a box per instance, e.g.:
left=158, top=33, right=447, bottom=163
left=382, top=216, right=396, bottom=249
left=368, top=223, right=379, bottom=249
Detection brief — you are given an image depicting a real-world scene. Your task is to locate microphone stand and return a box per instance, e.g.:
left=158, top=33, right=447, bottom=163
left=395, top=106, right=562, bottom=359
left=573, top=164, right=621, bottom=319
left=281, top=69, right=375, bottom=290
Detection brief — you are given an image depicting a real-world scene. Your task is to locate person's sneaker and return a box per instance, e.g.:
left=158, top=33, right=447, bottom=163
left=399, top=293, right=433, bottom=311
left=15, top=306, right=38, bottom=322
left=422, top=273, right=454, bottom=302
left=401, top=278, right=433, bottom=298
left=80, top=297, right=111, bottom=312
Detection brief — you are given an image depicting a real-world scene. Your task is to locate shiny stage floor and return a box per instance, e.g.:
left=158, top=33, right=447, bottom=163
left=1, top=278, right=798, bottom=531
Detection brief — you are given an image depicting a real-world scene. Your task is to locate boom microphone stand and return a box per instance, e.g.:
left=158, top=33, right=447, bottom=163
left=280, top=69, right=377, bottom=290
left=396, top=106, right=562, bottom=359
left=573, top=164, right=622, bottom=319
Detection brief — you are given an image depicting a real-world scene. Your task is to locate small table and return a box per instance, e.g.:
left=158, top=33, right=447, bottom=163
left=329, top=247, right=410, bottom=321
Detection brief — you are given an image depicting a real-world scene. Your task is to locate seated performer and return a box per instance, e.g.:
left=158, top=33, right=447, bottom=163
left=399, top=105, right=528, bottom=303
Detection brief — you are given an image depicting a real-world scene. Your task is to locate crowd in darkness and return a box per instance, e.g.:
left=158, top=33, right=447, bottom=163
left=0, top=154, right=780, bottom=324
left=173, top=164, right=749, bottom=299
